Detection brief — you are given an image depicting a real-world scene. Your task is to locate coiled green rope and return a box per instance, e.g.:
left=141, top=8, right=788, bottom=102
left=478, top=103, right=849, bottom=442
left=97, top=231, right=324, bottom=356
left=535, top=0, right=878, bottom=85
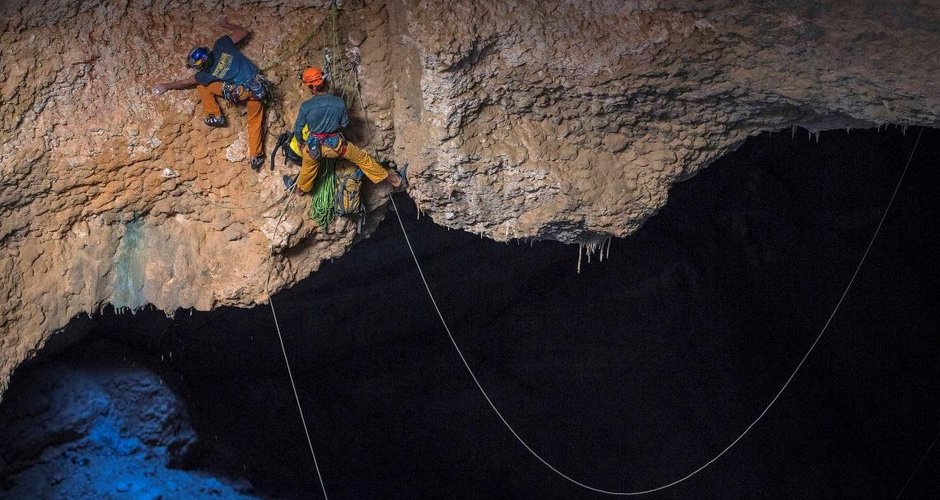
left=310, top=158, right=338, bottom=227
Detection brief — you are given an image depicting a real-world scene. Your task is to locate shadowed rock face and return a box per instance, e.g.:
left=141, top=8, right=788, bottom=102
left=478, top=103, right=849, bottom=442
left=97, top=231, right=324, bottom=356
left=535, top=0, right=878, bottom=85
left=1, top=0, right=940, bottom=396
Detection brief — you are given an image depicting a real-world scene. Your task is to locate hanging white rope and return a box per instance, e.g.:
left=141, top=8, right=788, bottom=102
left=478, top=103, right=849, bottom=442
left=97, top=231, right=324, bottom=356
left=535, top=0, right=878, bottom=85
left=896, top=425, right=940, bottom=499
left=264, top=188, right=330, bottom=500
left=387, top=127, right=924, bottom=495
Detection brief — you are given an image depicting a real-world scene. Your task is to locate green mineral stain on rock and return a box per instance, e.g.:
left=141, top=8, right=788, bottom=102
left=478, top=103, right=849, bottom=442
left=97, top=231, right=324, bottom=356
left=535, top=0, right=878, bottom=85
left=111, top=219, right=146, bottom=312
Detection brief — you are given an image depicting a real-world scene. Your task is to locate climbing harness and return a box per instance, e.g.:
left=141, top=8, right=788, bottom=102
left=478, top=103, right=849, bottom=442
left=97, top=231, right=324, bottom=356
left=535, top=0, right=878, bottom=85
left=248, top=73, right=273, bottom=102
left=221, top=81, right=242, bottom=104
left=221, top=73, right=272, bottom=105
left=386, top=127, right=925, bottom=495
left=306, top=132, right=348, bottom=160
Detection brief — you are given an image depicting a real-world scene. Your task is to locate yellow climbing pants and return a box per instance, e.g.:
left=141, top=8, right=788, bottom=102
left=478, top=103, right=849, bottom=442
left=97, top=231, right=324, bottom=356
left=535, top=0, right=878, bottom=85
left=297, top=139, right=388, bottom=193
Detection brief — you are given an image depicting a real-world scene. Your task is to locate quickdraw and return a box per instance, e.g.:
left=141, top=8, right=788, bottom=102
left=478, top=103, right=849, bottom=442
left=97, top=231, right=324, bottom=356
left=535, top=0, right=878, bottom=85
left=221, top=81, right=242, bottom=104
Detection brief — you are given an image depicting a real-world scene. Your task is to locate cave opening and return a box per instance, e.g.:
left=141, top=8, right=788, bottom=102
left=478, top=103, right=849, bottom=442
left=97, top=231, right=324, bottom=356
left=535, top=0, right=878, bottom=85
left=1, top=127, right=938, bottom=499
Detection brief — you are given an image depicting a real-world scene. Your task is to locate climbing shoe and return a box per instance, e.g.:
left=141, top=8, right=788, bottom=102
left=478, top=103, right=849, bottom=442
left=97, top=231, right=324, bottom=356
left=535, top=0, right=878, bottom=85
left=204, top=114, right=225, bottom=127
left=380, top=159, right=408, bottom=192
left=249, top=153, right=265, bottom=171
left=391, top=163, right=408, bottom=192
left=283, top=174, right=305, bottom=195
left=283, top=174, right=297, bottom=191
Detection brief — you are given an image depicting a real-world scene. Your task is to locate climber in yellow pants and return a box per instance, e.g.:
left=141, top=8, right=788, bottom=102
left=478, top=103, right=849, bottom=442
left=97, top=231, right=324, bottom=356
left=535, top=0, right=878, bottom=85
left=288, top=66, right=402, bottom=193
left=296, top=135, right=389, bottom=192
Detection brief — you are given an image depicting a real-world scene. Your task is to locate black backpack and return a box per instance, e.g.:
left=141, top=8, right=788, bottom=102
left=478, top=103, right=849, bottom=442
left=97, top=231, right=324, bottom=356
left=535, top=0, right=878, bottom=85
left=270, top=132, right=303, bottom=170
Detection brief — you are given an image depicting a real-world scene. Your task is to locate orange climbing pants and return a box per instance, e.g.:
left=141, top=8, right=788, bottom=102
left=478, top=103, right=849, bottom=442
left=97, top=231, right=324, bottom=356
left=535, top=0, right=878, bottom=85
left=197, top=82, right=264, bottom=157
left=297, top=138, right=388, bottom=192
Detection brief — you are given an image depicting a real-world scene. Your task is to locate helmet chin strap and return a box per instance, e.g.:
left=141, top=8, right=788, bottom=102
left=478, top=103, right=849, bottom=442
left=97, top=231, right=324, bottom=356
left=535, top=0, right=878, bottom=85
left=196, top=54, right=211, bottom=71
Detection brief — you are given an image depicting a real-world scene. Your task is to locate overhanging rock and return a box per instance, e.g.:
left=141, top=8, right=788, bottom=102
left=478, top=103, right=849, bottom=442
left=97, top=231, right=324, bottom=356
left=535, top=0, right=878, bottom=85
left=1, top=0, right=939, bottom=397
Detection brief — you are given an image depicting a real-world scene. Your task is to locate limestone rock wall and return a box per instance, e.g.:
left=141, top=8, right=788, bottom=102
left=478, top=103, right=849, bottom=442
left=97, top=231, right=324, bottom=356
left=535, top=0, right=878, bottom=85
left=0, top=0, right=399, bottom=397
left=394, top=0, right=940, bottom=243
left=2, top=0, right=939, bottom=397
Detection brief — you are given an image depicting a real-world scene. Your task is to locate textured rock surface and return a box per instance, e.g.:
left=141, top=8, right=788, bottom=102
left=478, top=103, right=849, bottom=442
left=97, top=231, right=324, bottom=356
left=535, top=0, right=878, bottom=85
left=3, top=128, right=938, bottom=498
left=1, top=0, right=940, bottom=397
left=0, top=340, right=256, bottom=498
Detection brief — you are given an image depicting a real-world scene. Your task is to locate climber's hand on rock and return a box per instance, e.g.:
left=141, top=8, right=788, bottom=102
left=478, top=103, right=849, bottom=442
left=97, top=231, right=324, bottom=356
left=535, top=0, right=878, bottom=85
left=152, top=84, right=168, bottom=96
left=217, top=15, right=229, bottom=26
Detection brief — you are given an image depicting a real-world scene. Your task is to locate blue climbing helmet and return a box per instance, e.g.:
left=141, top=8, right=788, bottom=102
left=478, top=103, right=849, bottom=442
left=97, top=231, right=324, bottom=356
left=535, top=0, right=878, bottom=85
left=186, top=47, right=212, bottom=71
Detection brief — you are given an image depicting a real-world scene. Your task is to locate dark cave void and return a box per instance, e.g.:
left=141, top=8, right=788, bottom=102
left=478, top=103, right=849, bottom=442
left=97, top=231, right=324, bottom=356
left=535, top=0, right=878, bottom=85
left=2, top=127, right=939, bottom=499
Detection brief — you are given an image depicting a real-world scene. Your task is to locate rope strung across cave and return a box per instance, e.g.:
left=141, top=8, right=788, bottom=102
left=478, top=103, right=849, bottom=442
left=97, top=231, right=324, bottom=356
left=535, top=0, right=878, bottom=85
left=263, top=189, right=331, bottom=500
left=387, top=127, right=925, bottom=495
left=896, top=424, right=940, bottom=499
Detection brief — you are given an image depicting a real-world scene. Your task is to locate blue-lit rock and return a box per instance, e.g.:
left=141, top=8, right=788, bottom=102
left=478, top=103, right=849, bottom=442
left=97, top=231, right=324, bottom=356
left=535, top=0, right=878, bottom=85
left=0, top=341, right=256, bottom=499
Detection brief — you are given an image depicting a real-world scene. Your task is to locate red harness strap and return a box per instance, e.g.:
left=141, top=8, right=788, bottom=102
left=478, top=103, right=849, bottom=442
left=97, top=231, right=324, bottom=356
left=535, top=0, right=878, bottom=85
left=311, top=132, right=348, bottom=157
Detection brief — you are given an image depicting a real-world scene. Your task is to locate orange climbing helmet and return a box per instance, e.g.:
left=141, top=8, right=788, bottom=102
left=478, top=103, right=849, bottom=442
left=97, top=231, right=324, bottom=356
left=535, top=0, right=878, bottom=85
left=302, top=66, right=325, bottom=88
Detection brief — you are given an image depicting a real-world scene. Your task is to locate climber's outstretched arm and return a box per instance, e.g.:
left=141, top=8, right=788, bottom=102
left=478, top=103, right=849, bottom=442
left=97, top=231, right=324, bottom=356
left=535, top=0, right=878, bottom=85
left=218, top=15, right=249, bottom=44
left=153, top=76, right=198, bottom=95
left=152, top=75, right=198, bottom=95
